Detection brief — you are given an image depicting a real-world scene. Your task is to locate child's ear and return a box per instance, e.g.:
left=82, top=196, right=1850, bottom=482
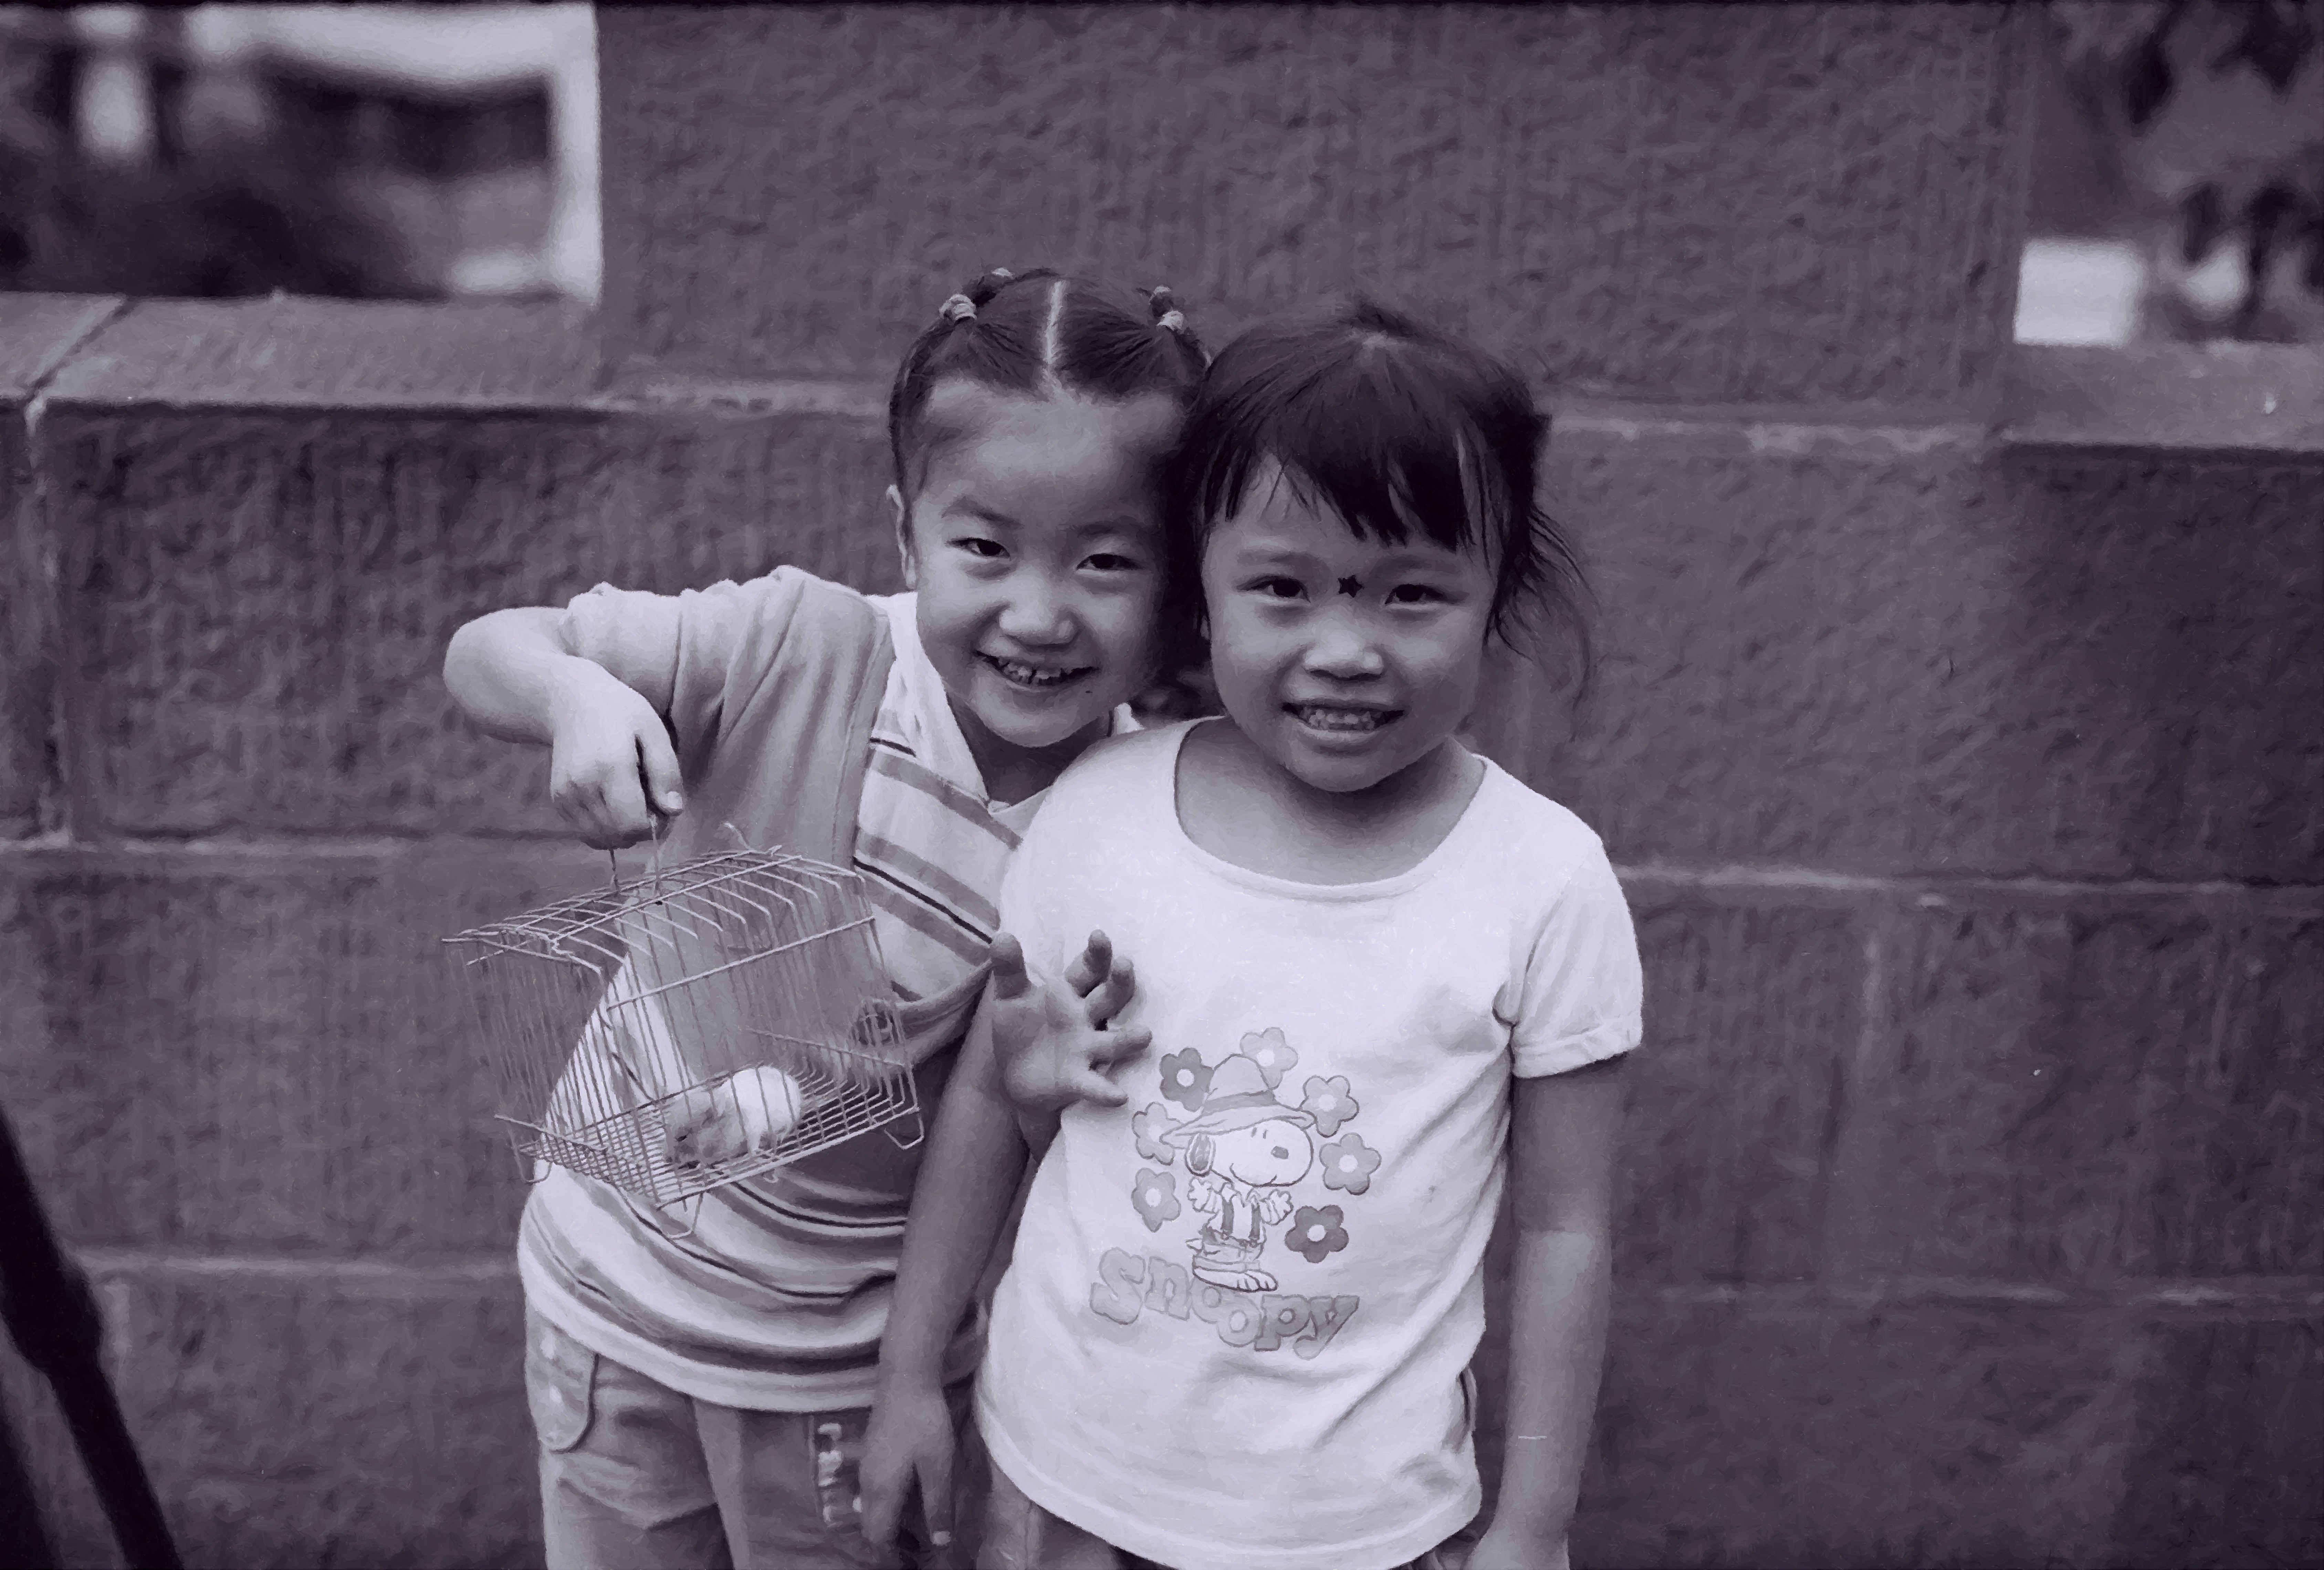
left=888, top=485, right=918, bottom=591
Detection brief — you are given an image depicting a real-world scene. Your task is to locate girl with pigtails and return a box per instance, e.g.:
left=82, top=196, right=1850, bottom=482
left=867, top=298, right=1642, bottom=1570
left=445, top=269, right=1206, bottom=1570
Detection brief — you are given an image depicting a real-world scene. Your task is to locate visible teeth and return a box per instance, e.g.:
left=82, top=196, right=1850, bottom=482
left=1296, top=706, right=1390, bottom=732
left=990, top=657, right=1080, bottom=688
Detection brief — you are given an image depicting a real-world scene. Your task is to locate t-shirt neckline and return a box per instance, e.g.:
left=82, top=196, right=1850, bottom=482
left=874, top=591, right=1135, bottom=821
left=1158, top=718, right=1503, bottom=900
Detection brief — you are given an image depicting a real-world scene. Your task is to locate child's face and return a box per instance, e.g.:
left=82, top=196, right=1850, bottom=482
left=1201, top=460, right=1495, bottom=797
left=897, top=385, right=1181, bottom=761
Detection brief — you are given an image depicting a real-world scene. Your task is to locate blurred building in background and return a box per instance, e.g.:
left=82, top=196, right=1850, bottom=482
left=0, top=3, right=598, bottom=301
left=2018, top=0, right=2322, bottom=345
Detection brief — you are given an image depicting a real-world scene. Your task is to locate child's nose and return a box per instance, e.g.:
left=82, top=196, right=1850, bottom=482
left=997, top=579, right=1076, bottom=645
left=1302, top=607, right=1386, bottom=677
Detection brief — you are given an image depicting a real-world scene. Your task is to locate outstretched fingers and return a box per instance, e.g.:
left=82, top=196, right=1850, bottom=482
left=1082, top=954, right=1139, bottom=1030
left=1064, top=929, right=1113, bottom=997
left=986, top=932, right=1034, bottom=1001
left=1067, top=1062, right=1134, bottom=1108
left=1085, top=1025, right=1153, bottom=1075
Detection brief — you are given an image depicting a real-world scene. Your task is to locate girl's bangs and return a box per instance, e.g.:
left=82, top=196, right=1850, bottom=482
left=1212, top=351, right=1507, bottom=559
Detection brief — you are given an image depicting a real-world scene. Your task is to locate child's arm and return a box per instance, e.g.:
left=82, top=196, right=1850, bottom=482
left=1468, top=1053, right=1627, bottom=1570
left=442, top=606, right=685, bottom=848
left=859, top=1004, right=1032, bottom=1555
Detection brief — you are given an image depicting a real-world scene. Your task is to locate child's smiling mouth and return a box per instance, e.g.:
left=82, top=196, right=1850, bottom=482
left=1288, top=703, right=1399, bottom=734
left=983, top=653, right=1091, bottom=690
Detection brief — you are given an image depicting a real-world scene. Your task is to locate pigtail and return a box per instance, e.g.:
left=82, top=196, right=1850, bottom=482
left=935, top=267, right=1026, bottom=328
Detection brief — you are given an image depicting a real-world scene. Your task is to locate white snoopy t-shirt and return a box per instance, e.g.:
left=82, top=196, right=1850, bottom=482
left=976, top=721, right=1642, bottom=1570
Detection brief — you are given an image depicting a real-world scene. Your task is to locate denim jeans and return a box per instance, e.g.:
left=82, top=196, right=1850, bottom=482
left=526, top=1308, right=980, bottom=1570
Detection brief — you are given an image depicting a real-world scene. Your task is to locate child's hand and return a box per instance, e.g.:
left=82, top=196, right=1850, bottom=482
left=859, top=1380, right=956, bottom=1557
left=985, top=929, right=1152, bottom=1113
left=547, top=667, right=684, bottom=849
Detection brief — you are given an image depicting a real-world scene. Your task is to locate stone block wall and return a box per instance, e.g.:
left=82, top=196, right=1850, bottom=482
left=2, top=5, right=2317, bottom=1567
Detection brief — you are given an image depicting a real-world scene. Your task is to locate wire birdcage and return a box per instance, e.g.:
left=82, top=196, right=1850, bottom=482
left=445, top=843, right=918, bottom=1209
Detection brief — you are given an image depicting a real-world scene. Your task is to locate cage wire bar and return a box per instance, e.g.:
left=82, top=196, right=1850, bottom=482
left=446, top=848, right=919, bottom=1208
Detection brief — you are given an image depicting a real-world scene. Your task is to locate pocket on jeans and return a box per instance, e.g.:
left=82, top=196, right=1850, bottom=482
left=524, top=1310, right=598, bottom=1453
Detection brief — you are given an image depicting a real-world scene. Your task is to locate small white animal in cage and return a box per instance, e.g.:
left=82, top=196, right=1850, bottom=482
left=591, top=950, right=810, bottom=1168
left=450, top=848, right=921, bottom=1208
left=663, top=1068, right=806, bottom=1168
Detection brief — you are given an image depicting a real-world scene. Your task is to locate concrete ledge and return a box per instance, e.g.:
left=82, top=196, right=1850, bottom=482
left=2005, top=344, right=2324, bottom=458
left=42, top=297, right=602, bottom=413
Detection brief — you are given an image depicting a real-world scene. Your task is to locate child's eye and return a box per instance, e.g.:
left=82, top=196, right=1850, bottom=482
left=951, top=537, right=1006, bottom=559
left=1084, top=552, right=1143, bottom=573
left=1386, top=583, right=1446, bottom=605
left=1247, top=577, right=1306, bottom=601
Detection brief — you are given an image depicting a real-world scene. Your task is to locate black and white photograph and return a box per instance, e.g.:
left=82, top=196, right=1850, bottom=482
left=0, top=4, right=2317, bottom=1568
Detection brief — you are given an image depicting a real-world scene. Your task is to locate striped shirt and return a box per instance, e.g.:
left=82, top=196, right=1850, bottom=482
left=854, top=595, right=1055, bottom=1001
left=515, top=575, right=1129, bottom=1411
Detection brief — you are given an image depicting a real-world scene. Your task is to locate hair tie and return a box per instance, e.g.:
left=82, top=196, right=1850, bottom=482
left=991, top=268, right=1014, bottom=283
left=939, top=293, right=977, bottom=324
left=1147, top=284, right=1186, bottom=335
left=1155, top=309, right=1186, bottom=334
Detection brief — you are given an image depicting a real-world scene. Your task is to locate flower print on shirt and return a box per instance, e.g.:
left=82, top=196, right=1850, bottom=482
left=1286, top=1205, right=1350, bottom=1264
left=1299, top=1074, right=1359, bottom=1137
left=1239, top=1027, right=1299, bottom=1089
left=1131, top=1167, right=1181, bottom=1231
left=1133, top=1103, right=1178, bottom=1163
left=1318, top=1132, right=1380, bottom=1196
left=1158, top=1049, right=1213, bottom=1111
left=1089, top=1026, right=1379, bottom=1359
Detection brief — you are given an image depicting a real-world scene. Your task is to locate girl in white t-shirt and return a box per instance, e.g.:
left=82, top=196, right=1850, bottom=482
left=864, top=297, right=1642, bottom=1570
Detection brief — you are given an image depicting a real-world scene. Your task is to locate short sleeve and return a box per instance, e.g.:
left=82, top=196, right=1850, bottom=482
left=561, top=570, right=811, bottom=762
left=1508, top=839, right=1643, bottom=1079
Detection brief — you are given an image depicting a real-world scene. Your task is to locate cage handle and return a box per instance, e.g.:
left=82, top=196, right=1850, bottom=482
left=608, top=802, right=676, bottom=891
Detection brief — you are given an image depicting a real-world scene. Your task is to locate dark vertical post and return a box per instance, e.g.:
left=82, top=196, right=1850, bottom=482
left=0, top=1102, right=181, bottom=1570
